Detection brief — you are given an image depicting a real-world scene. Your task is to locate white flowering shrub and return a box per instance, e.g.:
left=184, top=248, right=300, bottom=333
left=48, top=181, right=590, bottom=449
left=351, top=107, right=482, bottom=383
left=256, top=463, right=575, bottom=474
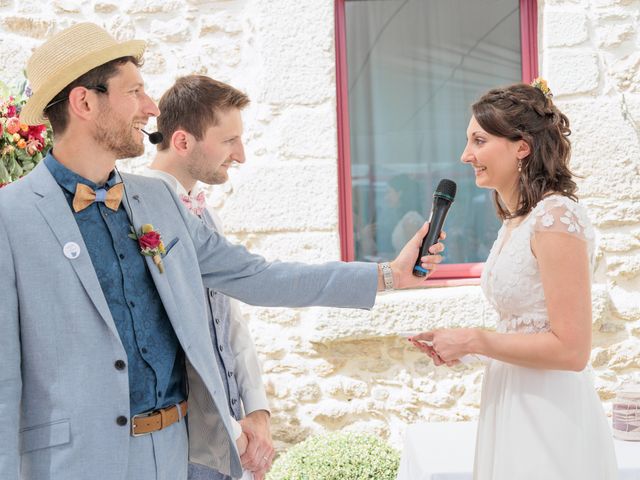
left=267, top=432, right=400, bottom=480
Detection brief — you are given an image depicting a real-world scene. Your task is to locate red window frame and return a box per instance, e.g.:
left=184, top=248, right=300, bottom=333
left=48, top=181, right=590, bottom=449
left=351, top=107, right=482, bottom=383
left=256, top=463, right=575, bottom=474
left=335, top=0, right=538, bottom=281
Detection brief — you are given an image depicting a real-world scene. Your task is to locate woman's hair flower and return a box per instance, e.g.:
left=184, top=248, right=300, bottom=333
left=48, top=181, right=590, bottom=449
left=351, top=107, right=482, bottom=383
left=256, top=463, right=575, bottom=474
left=531, top=77, right=553, bottom=98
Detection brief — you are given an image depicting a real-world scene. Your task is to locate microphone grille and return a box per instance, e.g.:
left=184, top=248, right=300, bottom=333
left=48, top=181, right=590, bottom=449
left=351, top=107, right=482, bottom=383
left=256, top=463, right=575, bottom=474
left=435, top=179, right=457, bottom=200
left=148, top=132, right=164, bottom=145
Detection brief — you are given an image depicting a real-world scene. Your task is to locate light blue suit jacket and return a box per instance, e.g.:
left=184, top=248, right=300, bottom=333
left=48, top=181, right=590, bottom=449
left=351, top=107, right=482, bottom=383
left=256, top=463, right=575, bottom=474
left=0, top=162, right=378, bottom=480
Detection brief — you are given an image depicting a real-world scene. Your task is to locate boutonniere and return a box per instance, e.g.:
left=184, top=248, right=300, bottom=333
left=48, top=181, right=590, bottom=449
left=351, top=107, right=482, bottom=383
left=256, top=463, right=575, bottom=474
left=129, top=223, right=166, bottom=273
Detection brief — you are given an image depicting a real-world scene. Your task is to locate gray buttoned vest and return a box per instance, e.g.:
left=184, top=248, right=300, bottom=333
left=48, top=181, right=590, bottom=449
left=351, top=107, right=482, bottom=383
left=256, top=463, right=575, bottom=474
left=201, top=208, right=242, bottom=421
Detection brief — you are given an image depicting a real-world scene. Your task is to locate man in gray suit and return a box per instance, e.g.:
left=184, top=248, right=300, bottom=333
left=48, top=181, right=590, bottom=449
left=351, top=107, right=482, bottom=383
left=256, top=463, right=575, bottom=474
left=144, top=76, right=273, bottom=480
left=0, top=23, right=443, bottom=480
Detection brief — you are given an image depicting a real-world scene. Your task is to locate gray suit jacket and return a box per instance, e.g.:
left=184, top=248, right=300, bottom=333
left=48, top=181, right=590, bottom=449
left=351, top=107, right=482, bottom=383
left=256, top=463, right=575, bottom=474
left=0, top=162, right=377, bottom=480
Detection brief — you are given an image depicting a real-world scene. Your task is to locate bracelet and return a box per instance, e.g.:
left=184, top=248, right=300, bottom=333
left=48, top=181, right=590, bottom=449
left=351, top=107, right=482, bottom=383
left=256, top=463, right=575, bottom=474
left=380, top=262, right=394, bottom=291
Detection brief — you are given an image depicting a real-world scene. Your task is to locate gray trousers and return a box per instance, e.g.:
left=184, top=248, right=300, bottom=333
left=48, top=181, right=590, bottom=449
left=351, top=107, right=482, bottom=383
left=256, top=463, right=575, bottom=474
left=188, top=462, right=232, bottom=480
left=126, top=420, right=188, bottom=480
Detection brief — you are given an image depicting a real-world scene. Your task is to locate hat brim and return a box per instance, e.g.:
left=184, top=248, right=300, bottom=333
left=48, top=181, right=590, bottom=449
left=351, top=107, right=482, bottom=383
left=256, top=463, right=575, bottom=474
left=20, top=39, right=146, bottom=126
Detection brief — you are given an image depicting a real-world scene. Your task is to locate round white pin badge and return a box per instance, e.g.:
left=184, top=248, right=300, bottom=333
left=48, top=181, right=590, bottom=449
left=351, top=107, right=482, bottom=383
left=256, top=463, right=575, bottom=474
left=63, top=241, right=81, bottom=259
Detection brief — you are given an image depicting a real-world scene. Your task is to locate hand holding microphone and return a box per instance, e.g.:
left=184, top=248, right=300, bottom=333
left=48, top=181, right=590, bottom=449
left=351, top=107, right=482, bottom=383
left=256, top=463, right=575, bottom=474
left=378, top=179, right=453, bottom=290
left=413, top=179, right=456, bottom=277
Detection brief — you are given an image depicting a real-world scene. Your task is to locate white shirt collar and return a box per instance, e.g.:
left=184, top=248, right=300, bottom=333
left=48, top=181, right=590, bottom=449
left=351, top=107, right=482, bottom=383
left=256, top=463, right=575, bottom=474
left=143, top=167, right=190, bottom=197
left=142, top=166, right=224, bottom=230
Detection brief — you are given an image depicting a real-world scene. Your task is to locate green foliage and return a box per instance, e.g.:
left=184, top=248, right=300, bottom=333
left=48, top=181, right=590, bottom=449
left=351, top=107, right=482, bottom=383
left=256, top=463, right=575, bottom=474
left=267, top=432, right=400, bottom=480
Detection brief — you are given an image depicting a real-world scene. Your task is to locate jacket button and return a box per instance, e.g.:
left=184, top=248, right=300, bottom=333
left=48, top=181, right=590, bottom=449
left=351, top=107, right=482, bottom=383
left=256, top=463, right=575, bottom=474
left=209, top=290, right=215, bottom=298
left=218, top=345, right=224, bottom=353
left=231, top=398, right=237, bottom=405
left=228, top=371, right=234, bottom=378
left=114, top=360, right=126, bottom=370
left=214, top=318, right=220, bottom=325
left=116, top=416, right=128, bottom=426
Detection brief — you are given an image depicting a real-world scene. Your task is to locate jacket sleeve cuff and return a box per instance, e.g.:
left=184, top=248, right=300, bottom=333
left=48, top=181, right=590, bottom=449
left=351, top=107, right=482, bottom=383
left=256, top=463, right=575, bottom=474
left=241, top=388, right=271, bottom=416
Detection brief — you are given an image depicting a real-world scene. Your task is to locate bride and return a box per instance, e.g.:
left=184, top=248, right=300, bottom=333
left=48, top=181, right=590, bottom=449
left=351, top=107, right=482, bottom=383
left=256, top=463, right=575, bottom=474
left=410, top=81, right=618, bottom=479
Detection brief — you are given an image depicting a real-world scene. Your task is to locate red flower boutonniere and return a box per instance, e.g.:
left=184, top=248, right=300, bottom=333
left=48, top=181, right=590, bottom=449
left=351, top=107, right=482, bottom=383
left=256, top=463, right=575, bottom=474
left=129, top=223, right=166, bottom=273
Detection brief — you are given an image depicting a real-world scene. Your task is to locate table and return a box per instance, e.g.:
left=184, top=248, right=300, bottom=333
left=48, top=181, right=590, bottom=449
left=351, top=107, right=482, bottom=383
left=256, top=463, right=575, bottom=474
left=397, top=421, right=640, bottom=480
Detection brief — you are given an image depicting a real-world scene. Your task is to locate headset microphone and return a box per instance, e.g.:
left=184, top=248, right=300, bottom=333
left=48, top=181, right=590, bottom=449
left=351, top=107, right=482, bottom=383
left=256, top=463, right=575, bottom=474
left=413, top=178, right=457, bottom=277
left=141, top=129, right=163, bottom=145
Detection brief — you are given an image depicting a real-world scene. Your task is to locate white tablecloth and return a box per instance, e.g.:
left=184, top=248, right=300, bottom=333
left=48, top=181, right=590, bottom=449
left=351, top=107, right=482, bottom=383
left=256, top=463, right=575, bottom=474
left=397, top=421, right=640, bottom=480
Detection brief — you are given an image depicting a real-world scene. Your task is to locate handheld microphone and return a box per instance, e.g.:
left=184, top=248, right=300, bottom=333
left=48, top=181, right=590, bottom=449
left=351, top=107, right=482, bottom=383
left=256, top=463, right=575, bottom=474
left=141, top=129, right=163, bottom=145
left=413, top=178, right=457, bottom=277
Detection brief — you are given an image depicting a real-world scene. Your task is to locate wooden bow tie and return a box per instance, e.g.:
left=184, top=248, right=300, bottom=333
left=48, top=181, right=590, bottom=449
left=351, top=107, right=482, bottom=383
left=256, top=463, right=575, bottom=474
left=72, top=182, right=124, bottom=213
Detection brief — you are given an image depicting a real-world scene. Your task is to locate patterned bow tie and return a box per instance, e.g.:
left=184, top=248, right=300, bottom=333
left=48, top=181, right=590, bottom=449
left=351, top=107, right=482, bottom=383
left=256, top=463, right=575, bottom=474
left=179, top=191, right=206, bottom=216
left=72, top=182, right=124, bottom=213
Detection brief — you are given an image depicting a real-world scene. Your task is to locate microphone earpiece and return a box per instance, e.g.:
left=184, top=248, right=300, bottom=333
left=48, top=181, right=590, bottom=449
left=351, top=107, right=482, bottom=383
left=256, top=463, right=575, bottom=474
left=141, top=129, right=163, bottom=145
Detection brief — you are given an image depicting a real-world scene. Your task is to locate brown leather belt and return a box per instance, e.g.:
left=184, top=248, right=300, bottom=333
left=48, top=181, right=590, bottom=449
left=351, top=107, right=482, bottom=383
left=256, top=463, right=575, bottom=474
left=131, top=400, right=187, bottom=437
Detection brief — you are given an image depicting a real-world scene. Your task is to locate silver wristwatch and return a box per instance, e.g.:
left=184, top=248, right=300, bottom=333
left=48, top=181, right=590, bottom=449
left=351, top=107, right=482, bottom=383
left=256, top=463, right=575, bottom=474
left=380, top=262, right=394, bottom=291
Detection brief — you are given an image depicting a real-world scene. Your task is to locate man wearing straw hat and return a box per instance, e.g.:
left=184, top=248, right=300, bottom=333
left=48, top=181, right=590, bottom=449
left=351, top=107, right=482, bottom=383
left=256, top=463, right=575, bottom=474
left=0, top=23, right=444, bottom=480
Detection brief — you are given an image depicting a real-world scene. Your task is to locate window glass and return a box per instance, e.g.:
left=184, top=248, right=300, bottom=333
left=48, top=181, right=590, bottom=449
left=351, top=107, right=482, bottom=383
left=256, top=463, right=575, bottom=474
left=345, top=0, right=522, bottom=265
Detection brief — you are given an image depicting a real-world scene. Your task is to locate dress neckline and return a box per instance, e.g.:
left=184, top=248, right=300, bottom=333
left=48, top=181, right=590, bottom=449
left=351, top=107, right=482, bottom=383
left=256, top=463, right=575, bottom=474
left=494, top=193, right=566, bottom=258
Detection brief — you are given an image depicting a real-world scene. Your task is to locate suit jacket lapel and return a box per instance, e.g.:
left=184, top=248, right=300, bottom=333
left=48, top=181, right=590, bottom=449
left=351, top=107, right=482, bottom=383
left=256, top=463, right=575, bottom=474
left=30, top=163, right=120, bottom=338
left=121, top=175, right=186, bottom=341
left=200, top=207, right=218, bottom=231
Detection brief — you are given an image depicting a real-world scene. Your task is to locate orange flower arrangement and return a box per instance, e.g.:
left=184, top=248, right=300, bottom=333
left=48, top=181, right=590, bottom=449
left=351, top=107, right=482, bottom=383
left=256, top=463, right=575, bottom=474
left=0, top=80, right=53, bottom=186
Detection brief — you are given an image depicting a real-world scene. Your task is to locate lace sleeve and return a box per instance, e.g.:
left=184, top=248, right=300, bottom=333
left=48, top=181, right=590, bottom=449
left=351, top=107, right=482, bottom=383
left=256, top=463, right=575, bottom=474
left=531, top=197, right=594, bottom=243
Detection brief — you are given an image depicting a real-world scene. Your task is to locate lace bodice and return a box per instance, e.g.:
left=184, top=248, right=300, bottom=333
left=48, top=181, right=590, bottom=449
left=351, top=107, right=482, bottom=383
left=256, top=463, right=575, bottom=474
left=480, top=195, right=596, bottom=334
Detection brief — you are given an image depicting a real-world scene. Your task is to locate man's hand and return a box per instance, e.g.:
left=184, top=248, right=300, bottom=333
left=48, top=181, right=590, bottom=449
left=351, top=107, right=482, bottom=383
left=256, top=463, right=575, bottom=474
left=239, top=410, right=274, bottom=479
left=236, top=431, right=249, bottom=456
left=382, top=222, right=445, bottom=290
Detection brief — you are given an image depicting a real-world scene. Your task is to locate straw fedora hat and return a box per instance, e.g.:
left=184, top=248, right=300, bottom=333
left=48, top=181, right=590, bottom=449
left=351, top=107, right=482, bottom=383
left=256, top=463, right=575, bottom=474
left=20, top=22, right=146, bottom=125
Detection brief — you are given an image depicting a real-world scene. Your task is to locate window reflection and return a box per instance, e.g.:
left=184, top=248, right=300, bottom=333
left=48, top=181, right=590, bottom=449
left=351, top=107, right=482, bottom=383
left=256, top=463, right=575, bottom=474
left=346, top=0, right=520, bottom=264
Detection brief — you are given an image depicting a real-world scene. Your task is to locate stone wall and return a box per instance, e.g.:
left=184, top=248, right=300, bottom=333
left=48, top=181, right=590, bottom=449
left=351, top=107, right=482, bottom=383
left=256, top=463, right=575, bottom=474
left=542, top=0, right=640, bottom=409
left=1, top=0, right=638, bottom=451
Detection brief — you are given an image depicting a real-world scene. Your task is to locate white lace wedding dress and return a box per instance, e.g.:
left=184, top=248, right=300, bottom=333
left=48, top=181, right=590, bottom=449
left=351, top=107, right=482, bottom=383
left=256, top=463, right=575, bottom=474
left=475, top=195, right=618, bottom=479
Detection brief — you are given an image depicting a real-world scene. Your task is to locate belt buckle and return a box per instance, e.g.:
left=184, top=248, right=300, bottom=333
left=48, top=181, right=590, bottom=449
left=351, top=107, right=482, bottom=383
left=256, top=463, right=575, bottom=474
left=131, top=409, right=156, bottom=437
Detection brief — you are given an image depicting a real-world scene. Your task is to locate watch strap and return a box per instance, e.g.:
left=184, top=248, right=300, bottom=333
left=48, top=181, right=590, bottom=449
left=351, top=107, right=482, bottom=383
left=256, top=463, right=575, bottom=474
left=380, top=262, right=394, bottom=291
